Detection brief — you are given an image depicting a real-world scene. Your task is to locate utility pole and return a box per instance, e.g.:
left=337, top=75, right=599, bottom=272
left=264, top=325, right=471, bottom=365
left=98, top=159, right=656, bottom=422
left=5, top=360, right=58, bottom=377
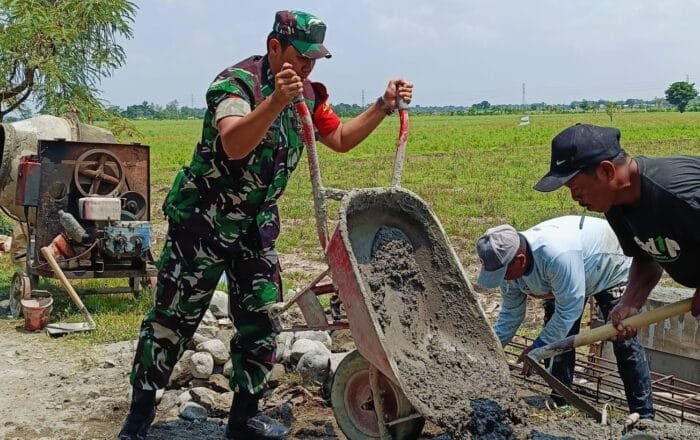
left=521, top=83, right=526, bottom=112
left=361, top=89, right=365, bottom=108
left=687, top=74, right=690, bottom=83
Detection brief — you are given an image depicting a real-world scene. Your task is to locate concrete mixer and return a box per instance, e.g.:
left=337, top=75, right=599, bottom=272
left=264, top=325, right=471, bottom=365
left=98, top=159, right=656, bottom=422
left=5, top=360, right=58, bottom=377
left=0, top=112, right=116, bottom=221
left=0, top=114, right=156, bottom=319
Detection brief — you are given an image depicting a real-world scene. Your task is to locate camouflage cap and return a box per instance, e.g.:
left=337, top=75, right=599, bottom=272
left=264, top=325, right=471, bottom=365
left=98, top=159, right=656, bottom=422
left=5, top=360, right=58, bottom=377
left=273, top=10, right=331, bottom=59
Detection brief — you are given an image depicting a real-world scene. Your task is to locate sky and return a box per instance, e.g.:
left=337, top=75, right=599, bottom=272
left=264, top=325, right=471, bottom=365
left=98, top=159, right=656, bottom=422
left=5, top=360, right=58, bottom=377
left=99, top=0, right=700, bottom=108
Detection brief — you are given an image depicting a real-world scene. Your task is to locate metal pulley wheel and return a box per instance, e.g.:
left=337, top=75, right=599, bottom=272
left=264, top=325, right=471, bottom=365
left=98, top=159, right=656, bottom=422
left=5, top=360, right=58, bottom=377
left=121, top=191, right=148, bottom=220
left=9, top=271, right=32, bottom=318
left=74, top=149, right=126, bottom=197
left=331, top=350, right=424, bottom=440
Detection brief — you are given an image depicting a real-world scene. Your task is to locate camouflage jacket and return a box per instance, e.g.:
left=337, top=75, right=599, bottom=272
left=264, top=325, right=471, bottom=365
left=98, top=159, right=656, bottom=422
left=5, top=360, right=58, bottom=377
left=163, top=55, right=328, bottom=250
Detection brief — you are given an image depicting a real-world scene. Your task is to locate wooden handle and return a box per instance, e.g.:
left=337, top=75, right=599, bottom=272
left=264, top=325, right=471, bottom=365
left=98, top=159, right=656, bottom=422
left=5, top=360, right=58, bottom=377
left=529, top=297, right=693, bottom=362
left=574, top=297, right=692, bottom=347
left=41, top=246, right=96, bottom=328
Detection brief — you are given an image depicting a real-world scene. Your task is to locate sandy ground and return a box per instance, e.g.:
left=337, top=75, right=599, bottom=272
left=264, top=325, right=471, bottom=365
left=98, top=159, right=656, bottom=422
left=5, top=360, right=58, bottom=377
left=0, top=319, right=350, bottom=440
left=0, top=320, right=134, bottom=439
left=0, top=251, right=345, bottom=440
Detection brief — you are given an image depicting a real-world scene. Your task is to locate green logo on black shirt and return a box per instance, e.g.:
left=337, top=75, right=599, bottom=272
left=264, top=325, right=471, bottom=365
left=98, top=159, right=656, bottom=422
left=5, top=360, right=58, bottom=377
left=634, top=236, right=681, bottom=262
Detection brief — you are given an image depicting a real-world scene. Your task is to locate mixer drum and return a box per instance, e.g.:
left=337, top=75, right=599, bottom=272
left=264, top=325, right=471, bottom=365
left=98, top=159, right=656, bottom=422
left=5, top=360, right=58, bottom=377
left=0, top=114, right=115, bottom=222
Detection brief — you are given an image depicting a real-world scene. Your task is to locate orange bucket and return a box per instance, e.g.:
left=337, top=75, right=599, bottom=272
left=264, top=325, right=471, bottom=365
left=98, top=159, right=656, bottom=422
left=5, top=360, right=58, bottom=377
left=21, top=298, right=53, bottom=331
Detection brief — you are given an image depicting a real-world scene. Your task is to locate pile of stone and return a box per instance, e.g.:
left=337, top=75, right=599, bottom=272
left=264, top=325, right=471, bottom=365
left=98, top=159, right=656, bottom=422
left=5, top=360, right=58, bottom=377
left=155, top=290, right=353, bottom=424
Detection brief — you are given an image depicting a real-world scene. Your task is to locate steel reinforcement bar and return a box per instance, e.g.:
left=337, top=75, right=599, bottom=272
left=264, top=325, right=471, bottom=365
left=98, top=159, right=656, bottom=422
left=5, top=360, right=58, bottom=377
left=507, top=335, right=700, bottom=425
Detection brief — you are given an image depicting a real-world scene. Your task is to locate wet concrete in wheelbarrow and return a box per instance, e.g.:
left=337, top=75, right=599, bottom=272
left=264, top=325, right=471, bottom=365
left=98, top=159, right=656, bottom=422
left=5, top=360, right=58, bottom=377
left=347, top=189, right=694, bottom=440
left=344, top=188, right=520, bottom=438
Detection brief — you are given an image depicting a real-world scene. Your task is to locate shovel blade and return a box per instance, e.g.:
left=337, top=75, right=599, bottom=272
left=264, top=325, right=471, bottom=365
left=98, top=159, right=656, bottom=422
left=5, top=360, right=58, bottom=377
left=46, top=322, right=94, bottom=336
left=526, top=355, right=603, bottom=422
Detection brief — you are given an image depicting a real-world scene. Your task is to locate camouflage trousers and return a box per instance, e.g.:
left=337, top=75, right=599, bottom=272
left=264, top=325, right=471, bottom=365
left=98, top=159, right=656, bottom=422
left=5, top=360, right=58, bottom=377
left=129, top=218, right=281, bottom=395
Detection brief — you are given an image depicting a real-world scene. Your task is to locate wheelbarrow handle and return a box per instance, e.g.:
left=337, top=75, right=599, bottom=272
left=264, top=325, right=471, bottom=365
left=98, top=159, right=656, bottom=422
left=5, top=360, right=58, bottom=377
left=294, top=94, right=410, bottom=248
left=294, top=95, right=329, bottom=250
left=391, top=100, right=410, bottom=188
left=528, top=297, right=692, bottom=362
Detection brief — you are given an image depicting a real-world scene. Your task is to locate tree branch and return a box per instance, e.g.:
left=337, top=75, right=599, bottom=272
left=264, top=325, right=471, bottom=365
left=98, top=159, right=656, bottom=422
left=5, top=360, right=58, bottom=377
left=0, top=67, right=35, bottom=100
left=0, top=86, right=33, bottom=120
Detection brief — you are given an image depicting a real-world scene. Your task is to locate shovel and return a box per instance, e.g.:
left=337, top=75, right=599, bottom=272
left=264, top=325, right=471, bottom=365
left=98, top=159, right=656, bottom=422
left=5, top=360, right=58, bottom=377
left=40, top=246, right=96, bottom=336
left=525, top=297, right=693, bottom=420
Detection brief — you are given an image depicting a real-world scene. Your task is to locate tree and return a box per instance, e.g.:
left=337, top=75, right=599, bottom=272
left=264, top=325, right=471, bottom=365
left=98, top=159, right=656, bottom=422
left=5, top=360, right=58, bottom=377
left=162, top=100, right=179, bottom=120
left=605, top=102, right=616, bottom=122
left=665, top=81, right=698, bottom=113
left=472, top=100, right=491, bottom=111
left=0, top=0, right=136, bottom=122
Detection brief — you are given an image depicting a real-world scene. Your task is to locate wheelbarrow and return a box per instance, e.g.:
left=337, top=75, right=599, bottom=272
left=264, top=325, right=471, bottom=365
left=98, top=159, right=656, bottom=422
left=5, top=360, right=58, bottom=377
left=269, top=97, right=511, bottom=439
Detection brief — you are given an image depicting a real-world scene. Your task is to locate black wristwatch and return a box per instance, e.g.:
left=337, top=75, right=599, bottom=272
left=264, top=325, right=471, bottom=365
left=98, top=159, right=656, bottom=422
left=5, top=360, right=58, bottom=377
left=376, top=96, right=395, bottom=116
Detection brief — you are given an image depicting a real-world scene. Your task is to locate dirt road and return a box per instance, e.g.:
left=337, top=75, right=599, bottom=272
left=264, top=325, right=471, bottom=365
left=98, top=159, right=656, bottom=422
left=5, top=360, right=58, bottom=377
left=0, top=252, right=345, bottom=440
left=0, top=320, right=133, bottom=439
left=0, top=314, right=364, bottom=440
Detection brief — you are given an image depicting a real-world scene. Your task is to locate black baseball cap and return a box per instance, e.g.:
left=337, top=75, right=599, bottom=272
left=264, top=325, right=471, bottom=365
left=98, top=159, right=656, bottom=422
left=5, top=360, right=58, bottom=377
left=534, top=123, right=622, bottom=192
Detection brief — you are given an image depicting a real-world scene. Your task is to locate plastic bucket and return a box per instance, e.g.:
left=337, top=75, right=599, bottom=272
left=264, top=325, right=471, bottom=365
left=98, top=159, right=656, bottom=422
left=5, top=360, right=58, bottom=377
left=20, top=297, right=53, bottom=331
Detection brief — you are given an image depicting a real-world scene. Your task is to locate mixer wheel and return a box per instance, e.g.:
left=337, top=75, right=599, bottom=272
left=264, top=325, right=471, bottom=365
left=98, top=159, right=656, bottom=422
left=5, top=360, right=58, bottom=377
left=74, top=149, right=125, bottom=197
left=9, top=271, right=32, bottom=318
left=331, top=350, right=424, bottom=440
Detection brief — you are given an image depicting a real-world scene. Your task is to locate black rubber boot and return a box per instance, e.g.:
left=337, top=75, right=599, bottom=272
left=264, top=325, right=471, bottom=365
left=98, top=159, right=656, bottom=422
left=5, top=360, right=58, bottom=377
left=225, top=392, right=290, bottom=440
left=118, top=388, right=157, bottom=440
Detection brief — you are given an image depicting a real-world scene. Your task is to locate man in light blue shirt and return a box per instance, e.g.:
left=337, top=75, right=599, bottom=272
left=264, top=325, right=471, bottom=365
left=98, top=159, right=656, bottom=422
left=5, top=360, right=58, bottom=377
left=475, top=215, right=653, bottom=418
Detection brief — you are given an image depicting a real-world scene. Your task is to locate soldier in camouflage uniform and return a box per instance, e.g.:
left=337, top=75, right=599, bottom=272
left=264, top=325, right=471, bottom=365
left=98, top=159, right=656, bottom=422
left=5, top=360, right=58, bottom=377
left=119, top=10, right=413, bottom=440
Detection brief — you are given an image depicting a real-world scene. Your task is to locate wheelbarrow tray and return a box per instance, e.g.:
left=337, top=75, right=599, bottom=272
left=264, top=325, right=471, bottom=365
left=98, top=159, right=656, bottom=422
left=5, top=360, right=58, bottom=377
left=326, top=187, right=513, bottom=425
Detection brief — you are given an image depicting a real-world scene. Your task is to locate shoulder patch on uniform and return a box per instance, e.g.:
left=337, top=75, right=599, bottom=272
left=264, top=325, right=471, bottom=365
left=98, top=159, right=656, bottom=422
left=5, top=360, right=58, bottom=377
left=311, top=82, right=329, bottom=102
left=214, top=97, right=251, bottom=128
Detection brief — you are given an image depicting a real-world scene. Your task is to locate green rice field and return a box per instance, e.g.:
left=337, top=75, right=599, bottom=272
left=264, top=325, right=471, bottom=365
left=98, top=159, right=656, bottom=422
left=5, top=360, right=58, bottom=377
left=2, top=111, right=699, bottom=343
left=138, top=111, right=700, bottom=256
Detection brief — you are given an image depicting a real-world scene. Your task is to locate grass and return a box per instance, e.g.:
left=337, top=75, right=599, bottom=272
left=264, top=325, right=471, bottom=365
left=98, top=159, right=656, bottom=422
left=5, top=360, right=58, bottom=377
left=1, top=112, right=699, bottom=346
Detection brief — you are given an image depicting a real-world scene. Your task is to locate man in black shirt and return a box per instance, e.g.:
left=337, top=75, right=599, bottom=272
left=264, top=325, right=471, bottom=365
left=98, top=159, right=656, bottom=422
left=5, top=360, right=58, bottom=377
left=533, top=123, right=700, bottom=337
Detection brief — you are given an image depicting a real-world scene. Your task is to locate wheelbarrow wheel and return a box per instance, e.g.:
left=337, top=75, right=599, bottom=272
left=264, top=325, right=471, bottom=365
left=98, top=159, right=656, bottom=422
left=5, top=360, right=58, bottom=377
left=331, top=350, right=424, bottom=440
left=9, top=271, right=32, bottom=318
